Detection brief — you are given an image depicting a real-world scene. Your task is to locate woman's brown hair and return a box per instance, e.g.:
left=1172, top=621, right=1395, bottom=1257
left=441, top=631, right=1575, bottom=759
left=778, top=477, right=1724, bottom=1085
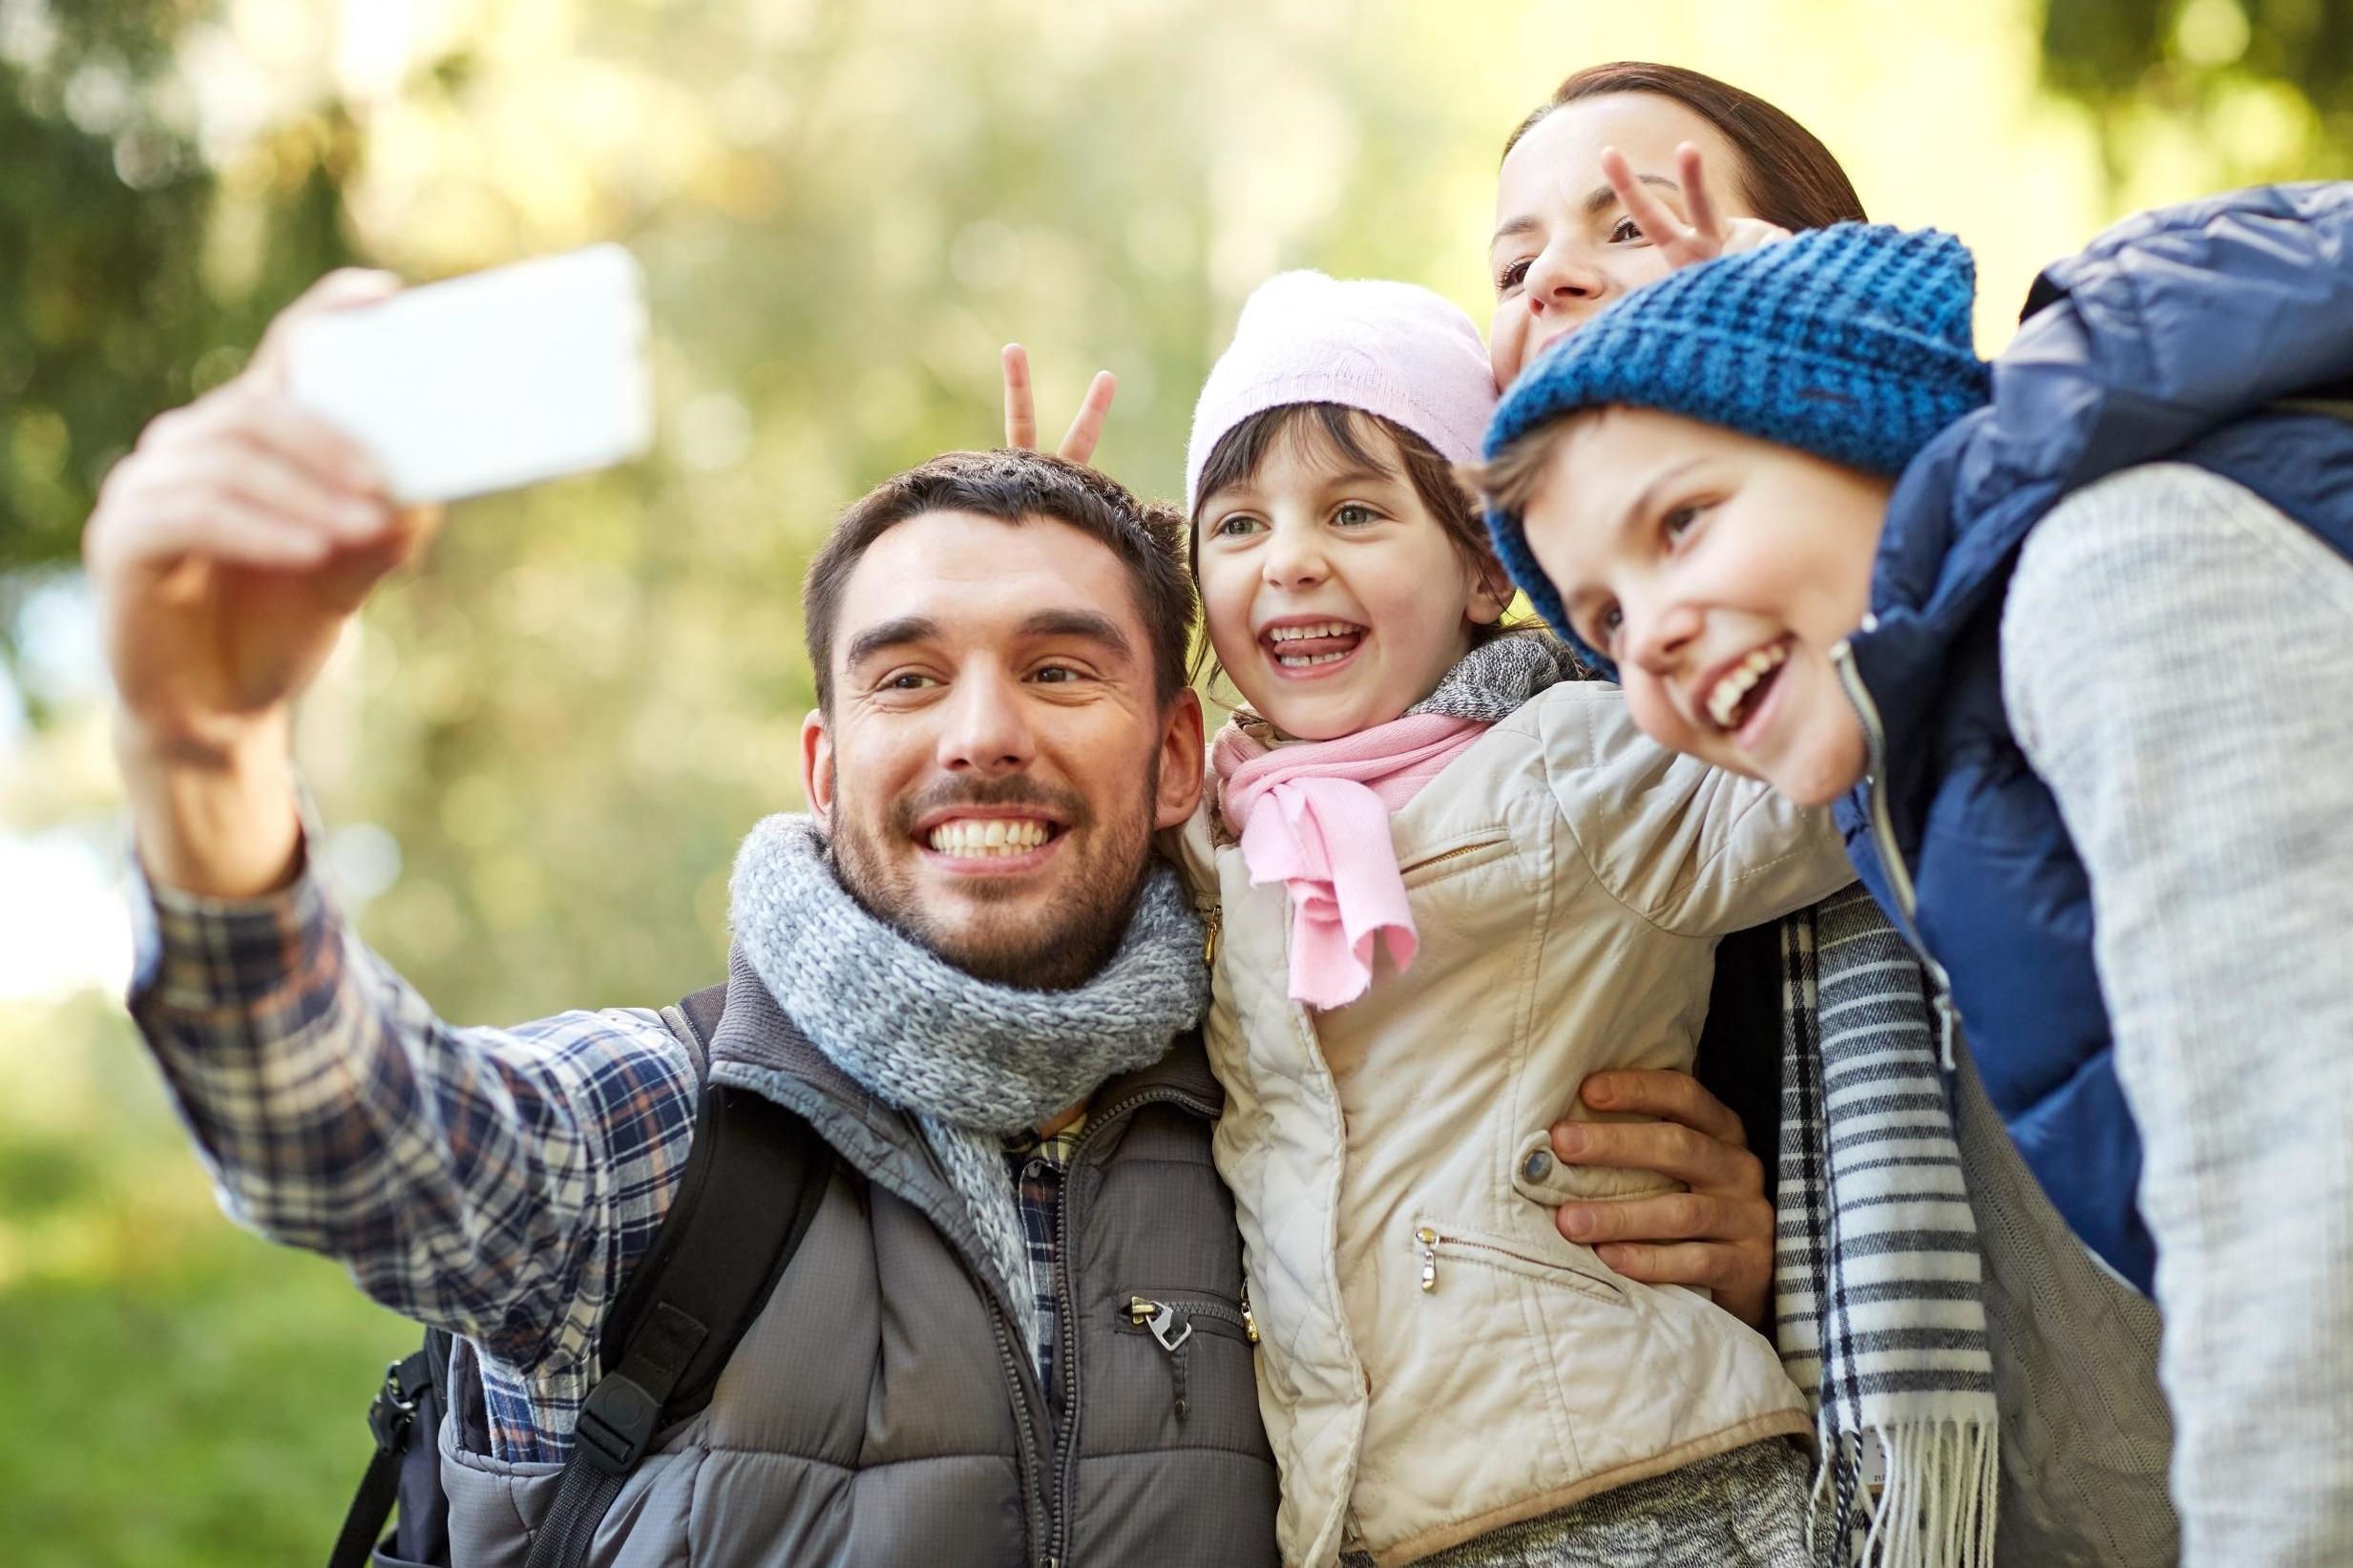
left=1503, top=62, right=1865, bottom=231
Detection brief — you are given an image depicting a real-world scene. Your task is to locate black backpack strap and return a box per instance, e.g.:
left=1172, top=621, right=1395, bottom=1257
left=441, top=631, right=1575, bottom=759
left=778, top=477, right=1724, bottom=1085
left=326, top=1343, right=437, bottom=1568
left=656, top=983, right=726, bottom=1086
left=521, top=994, right=832, bottom=1568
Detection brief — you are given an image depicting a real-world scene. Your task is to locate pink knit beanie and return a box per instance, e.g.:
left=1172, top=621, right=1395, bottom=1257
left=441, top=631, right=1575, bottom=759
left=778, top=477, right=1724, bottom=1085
left=1185, top=271, right=1498, bottom=515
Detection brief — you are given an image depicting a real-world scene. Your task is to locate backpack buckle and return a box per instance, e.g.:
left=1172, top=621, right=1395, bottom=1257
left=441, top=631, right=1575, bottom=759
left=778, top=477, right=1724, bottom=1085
left=574, top=1373, right=662, bottom=1475
left=368, top=1359, right=421, bottom=1454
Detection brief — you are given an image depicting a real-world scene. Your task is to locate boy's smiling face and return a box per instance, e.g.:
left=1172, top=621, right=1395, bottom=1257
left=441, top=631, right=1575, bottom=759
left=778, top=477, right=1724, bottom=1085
left=1519, top=407, right=1890, bottom=805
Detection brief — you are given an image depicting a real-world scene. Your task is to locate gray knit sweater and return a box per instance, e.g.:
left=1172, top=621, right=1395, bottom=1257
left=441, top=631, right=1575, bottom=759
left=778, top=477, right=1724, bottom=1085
left=2002, top=462, right=2353, bottom=1568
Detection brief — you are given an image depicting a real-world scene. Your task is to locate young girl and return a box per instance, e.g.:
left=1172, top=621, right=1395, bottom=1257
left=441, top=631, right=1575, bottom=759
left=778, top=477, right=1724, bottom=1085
left=1476, top=189, right=2353, bottom=1567
left=1172, top=266, right=1853, bottom=1567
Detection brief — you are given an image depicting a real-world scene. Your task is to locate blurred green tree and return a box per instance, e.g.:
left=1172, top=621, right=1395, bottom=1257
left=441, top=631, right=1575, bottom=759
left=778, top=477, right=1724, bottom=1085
left=2042, top=0, right=2353, bottom=182
left=0, top=0, right=355, bottom=697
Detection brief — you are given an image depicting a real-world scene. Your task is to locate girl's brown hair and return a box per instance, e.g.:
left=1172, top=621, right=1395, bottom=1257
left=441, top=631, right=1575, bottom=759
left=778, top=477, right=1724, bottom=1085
left=1185, top=405, right=1516, bottom=690
left=1503, top=62, right=1865, bottom=232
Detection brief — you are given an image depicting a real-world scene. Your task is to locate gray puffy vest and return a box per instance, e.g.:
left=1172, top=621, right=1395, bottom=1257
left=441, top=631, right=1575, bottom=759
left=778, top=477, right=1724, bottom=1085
left=438, top=951, right=1279, bottom=1567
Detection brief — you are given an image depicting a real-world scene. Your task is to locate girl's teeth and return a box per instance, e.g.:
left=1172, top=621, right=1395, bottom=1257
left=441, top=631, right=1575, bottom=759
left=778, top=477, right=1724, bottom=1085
left=926, top=819, right=1052, bottom=857
left=1275, top=649, right=1354, bottom=668
left=1267, top=620, right=1358, bottom=642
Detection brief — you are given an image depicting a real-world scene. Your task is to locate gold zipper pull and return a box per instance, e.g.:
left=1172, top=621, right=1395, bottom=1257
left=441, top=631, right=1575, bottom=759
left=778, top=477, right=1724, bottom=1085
left=1239, top=1284, right=1261, bottom=1345
left=1201, top=903, right=1223, bottom=965
left=1417, top=1226, right=1439, bottom=1293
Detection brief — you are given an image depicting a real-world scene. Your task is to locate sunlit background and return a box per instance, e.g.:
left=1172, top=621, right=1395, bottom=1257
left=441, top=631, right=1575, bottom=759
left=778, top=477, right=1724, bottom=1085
left=1, top=0, right=2344, bottom=1560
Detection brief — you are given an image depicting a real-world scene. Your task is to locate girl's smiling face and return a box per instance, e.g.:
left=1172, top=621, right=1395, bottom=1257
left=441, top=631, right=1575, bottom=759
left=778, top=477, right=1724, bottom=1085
left=1517, top=408, right=1890, bottom=806
left=1195, top=409, right=1505, bottom=741
left=1488, top=93, right=1761, bottom=388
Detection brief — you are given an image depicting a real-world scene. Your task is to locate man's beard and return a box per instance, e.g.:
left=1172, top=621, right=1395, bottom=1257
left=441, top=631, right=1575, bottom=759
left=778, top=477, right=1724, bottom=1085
left=827, top=762, right=1160, bottom=991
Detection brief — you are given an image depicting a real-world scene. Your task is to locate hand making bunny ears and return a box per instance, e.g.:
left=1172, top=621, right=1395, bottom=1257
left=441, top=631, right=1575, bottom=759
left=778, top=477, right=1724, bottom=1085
left=1000, top=343, right=1118, bottom=466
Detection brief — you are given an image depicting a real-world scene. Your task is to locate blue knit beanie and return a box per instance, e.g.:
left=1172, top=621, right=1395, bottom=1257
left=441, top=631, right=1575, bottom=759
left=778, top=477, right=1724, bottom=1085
left=1481, top=222, right=1991, bottom=676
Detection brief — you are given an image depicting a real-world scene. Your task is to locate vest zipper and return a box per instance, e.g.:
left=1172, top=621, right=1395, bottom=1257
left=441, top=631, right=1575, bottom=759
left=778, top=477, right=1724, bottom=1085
left=1830, top=634, right=1964, bottom=1067
left=1200, top=898, right=1223, bottom=966
left=910, top=1120, right=1053, bottom=1565
left=1124, top=1294, right=1252, bottom=1422
left=1125, top=1293, right=1254, bottom=1342
left=1044, top=1082, right=1221, bottom=1568
left=984, top=1296, right=1051, bottom=1567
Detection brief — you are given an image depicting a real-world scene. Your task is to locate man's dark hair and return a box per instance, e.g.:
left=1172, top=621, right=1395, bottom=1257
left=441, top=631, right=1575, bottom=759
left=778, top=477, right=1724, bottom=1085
left=803, top=449, right=1195, bottom=710
left=1503, top=62, right=1866, bottom=233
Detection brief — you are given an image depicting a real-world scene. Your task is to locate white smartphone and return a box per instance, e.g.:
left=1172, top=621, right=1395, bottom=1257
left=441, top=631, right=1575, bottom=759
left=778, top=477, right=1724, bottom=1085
left=284, top=244, right=655, bottom=505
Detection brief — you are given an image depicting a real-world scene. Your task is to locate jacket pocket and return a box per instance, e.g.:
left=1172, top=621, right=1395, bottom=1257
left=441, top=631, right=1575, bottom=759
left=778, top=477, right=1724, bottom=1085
left=1410, top=1219, right=1628, bottom=1306
left=1397, top=835, right=1514, bottom=889
left=1117, top=1286, right=1259, bottom=1421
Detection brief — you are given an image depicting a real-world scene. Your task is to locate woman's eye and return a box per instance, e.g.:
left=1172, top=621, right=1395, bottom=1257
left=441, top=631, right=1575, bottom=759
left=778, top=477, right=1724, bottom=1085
left=1608, top=216, right=1647, bottom=245
left=1662, top=503, right=1703, bottom=544
left=1497, top=257, right=1530, bottom=293
left=1334, top=503, right=1379, bottom=528
left=1587, top=603, right=1624, bottom=649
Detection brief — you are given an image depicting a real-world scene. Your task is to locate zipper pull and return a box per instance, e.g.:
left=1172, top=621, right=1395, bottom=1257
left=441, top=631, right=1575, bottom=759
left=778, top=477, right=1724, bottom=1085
left=1933, top=991, right=1961, bottom=1072
left=1128, top=1296, right=1194, bottom=1351
left=1200, top=902, right=1223, bottom=965
left=1417, top=1226, right=1439, bottom=1293
left=1239, top=1284, right=1261, bottom=1345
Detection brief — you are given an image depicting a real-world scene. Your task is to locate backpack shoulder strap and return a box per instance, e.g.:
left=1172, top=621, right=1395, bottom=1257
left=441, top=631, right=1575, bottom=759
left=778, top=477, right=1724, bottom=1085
left=522, top=986, right=834, bottom=1568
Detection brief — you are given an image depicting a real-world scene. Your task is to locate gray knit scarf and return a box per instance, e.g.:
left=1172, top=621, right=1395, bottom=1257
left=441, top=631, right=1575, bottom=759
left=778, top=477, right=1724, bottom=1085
left=1406, top=628, right=1589, bottom=721
left=728, top=814, right=1209, bottom=1363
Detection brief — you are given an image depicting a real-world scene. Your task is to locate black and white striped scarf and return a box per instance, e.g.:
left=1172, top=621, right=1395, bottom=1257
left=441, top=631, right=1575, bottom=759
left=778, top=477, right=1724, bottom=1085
left=1775, top=887, right=1999, bottom=1568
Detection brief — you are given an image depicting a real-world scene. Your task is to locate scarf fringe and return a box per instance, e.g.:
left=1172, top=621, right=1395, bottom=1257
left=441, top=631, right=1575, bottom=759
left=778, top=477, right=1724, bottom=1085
left=1808, top=1420, right=1999, bottom=1568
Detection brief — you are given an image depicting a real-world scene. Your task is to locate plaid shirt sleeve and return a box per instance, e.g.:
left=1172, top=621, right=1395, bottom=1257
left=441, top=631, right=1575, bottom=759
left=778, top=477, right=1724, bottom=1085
left=127, top=840, right=702, bottom=1406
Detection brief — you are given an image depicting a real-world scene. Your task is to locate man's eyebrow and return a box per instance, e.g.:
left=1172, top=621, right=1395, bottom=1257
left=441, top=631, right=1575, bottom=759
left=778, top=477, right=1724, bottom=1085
left=844, top=615, right=940, bottom=669
left=1020, top=608, right=1134, bottom=659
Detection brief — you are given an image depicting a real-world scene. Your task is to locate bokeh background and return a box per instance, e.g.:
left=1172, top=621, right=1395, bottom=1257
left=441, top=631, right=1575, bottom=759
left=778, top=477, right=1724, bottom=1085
left=2, top=0, right=2346, bottom=1560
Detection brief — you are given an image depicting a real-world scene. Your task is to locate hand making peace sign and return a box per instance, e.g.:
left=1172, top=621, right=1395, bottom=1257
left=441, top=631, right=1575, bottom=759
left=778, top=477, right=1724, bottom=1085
left=1601, top=141, right=1793, bottom=269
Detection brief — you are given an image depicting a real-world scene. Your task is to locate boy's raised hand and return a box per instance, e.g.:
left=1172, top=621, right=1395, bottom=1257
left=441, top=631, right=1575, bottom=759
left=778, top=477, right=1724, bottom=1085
left=1001, top=343, right=1117, bottom=465
left=1602, top=142, right=1793, bottom=271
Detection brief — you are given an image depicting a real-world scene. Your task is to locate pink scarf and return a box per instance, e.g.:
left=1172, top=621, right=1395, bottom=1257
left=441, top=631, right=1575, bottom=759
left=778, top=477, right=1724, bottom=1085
left=1213, top=713, right=1488, bottom=1009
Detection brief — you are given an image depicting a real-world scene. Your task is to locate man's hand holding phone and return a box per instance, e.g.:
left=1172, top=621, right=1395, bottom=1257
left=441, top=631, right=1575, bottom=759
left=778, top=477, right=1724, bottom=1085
left=86, top=247, right=653, bottom=899
left=85, top=269, right=431, bottom=896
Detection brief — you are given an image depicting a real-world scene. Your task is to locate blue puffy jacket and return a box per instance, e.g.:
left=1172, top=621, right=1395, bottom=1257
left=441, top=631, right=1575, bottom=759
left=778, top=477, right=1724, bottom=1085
left=1830, top=184, right=2353, bottom=1294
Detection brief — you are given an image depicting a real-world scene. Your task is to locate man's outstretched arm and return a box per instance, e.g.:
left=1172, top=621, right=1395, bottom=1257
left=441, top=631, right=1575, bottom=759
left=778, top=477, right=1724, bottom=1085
left=131, top=841, right=698, bottom=1383
left=90, top=274, right=702, bottom=1434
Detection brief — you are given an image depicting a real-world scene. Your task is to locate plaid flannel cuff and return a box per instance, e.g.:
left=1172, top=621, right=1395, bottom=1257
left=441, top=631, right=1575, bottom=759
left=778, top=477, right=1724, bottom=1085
left=127, top=828, right=342, bottom=1035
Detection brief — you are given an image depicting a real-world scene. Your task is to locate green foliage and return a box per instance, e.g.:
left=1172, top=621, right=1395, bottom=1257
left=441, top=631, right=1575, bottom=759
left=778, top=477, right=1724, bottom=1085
left=0, top=0, right=356, bottom=593
left=0, top=994, right=409, bottom=1568
left=2042, top=0, right=2353, bottom=179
